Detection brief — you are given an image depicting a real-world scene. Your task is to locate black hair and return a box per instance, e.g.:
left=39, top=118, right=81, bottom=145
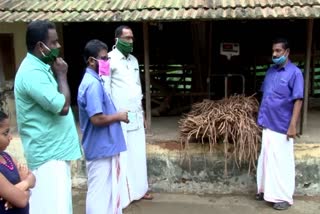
left=83, top=39, right=108, bottom=63
left=0, top=111, right=8, bottom=124
left=272, top=38, right=290, bottom=50
left=115, top=25, right=131, bottom=38
left=26, top=20, right=56, bottom=52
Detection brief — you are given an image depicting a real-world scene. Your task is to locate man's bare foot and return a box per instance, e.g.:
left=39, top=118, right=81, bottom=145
left=142, top=193, right=153, bottom=200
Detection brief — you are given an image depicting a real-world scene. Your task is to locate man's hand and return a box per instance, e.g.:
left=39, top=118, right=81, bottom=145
left=287, top=125, right=297, bottom=141
left=51, top=57, right=68, bottom=77
left=118, top=112, right=129, bottom=123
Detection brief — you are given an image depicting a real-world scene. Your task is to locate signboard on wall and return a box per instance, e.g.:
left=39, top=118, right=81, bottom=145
left=220, top=43, right=240, bottom=60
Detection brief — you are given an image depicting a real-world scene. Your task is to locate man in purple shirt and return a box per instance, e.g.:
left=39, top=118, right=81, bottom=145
left=77, top=39, right=129, bottom=214
left=256, top=38, right=304, bottom=210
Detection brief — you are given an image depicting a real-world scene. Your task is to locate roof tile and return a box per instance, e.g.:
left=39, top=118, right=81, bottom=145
left=0, top=0, right=320, bottom=22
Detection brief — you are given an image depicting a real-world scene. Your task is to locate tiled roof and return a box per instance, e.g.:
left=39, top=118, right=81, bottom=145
left=0, top=0, right=320, bottom=22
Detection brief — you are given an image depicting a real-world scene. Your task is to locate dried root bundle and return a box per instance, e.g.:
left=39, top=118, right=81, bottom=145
left=179, top=95, right=261, bottom=174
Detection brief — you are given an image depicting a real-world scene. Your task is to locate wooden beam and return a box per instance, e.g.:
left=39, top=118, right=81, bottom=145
left=143, top=22, right=151, bottom=133
left=301, top=19, right=314, bottom=134
left=207, top=22, right=213, bottom=99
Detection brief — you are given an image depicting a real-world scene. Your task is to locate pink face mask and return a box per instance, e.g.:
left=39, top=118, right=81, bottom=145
left=97, top=59, right=110, bottom=76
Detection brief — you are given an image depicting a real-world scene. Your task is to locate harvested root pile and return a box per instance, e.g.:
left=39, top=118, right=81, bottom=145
left=179, top=95, right=261, bottom=174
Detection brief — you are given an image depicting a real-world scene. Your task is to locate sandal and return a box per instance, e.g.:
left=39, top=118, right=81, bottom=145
left=273, top=201, right=290, bottom=210
left=142, top=193, right=153, bottom=200
left=255, top=193, right=264, bottom=201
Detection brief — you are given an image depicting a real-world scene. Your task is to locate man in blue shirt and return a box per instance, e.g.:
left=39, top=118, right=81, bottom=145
left=256, top=38, right=304, bottom=210
left=77, top=39, right=128, bottom=214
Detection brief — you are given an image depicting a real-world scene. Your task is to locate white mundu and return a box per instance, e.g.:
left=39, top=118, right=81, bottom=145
left=102, top=47, right=148, bottom=209
left=30, top=160, right=72, bottom=214
left=257, top=128, right=295, bottom=205
left=86, top=156, right=122, bottom=214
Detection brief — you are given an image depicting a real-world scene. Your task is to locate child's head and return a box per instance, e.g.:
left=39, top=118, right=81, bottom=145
left=0, top=111, right=11, bottom=152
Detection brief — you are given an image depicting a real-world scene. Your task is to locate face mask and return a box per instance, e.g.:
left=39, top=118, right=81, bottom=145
left=116, top=38, right=133, bottom=56
left=40, top=43, right=59, bottom=64
left=272, top=50, right=288, bottom=65
left=92, top=58, right=110, bottom=76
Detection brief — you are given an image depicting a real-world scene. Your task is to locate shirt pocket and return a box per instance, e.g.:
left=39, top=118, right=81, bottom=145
left=273, top=79, right=290, bottom=98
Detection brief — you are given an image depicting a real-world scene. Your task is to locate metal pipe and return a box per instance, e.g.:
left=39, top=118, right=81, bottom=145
left=143, top=22, right=151, bottom=133
left=224, top=76, right=228, bottom=98
left=208, top=73, right=246, bottom=98
left=227, top=74, right=245, bottom=94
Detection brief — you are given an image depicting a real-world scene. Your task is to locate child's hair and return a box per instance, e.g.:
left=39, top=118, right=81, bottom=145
left=0, top=111, right=8, bottom=123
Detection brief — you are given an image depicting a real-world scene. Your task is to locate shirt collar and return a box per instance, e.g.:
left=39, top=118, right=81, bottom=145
left=112, top=47, right=131, bottom=60
left=273, top=59, right=292, bottom=72
left=283, top=60, right=293, bottom=71
left=86, top=67, right=99, bottom=79
left=26, top=52, right=51, bottom=71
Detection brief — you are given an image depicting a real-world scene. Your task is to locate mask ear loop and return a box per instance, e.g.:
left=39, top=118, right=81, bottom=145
left=40, top=42, right=51, bottom=51
left=91, top=57, right=98, bottom=61
left=40, top=42, right=49, bottom=57
left=112, top=38, right=119, bottom=50
left=284, top=49, right=289, bottom=58
left=86, top=57, right=96, bottom=65
left=87, top=57, right=100, bottom=75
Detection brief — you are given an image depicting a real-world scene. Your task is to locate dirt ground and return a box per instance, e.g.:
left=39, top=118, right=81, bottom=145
left=72, top=189, right=320, bottom=214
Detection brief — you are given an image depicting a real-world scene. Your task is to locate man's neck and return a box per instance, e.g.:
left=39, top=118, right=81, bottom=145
left=87, top=66, right=98, bottom=73
left=116, top=47, right=129, bottom=58
left=29, top=51, right=42, bottom=59
left=277, top=59, right=289, bottom=69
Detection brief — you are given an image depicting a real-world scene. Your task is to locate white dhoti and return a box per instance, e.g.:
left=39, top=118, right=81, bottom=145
left=106, top=48, right=150, bottom=209
left=257, top=129, right=295, bottom=205
left=120, top=111, right=148, bottom=209
left=30, top=160, right=72, bottom=214
left=86, top=156, right=122, bottom=214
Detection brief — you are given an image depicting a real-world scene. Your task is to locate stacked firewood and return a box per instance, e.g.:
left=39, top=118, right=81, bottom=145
left=179, top=95, right=262, bottom=174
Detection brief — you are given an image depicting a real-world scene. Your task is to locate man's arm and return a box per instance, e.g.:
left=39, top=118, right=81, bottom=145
left=52, top=58, right=71, bottom=116
left=82, top=78, right=129, bottom=127
left=287, top=69, right=304, bottom=140
left=90, top=112, right=129, bottom=126
left=287, top=99, right=303, bottom=140
left=26, top=60, right=68, bottom=115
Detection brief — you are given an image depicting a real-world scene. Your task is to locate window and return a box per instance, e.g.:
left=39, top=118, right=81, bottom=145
left=0, top=34, right=15, bottom=84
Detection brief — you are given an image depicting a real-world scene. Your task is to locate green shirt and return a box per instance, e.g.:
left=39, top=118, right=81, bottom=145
left=14, top=53, right=82, bottom=170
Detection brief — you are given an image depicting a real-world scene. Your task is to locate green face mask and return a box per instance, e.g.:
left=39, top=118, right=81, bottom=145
left=116, top=39, right=133, bottom=56
left=40, top=43, right=60, bottom=64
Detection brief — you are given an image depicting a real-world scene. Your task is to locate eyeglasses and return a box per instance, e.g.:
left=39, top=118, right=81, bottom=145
left=119, top=36, right=134, bottom=41
left=99, top=56, right=110, bottom=61
left=92, top=56, right=110, bottom=61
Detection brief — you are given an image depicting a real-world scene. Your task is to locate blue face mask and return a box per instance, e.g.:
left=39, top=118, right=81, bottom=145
left=272, top=55, right=287, bottom=65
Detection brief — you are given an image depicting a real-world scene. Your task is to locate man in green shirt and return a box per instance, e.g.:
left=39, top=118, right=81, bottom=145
left=14, top=20, right=82, bottom=214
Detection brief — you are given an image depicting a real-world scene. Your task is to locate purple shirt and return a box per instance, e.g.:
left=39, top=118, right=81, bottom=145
left=77, top=68, right=126, bottom=160
left=257, top=61, right=304, bottom=134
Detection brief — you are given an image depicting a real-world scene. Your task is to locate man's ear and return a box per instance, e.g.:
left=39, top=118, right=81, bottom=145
left=286, top=48, right=290, bottom=55
left=88, top=57, right=96, bottom=67
left=37, top=41, right=44, bottom=53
